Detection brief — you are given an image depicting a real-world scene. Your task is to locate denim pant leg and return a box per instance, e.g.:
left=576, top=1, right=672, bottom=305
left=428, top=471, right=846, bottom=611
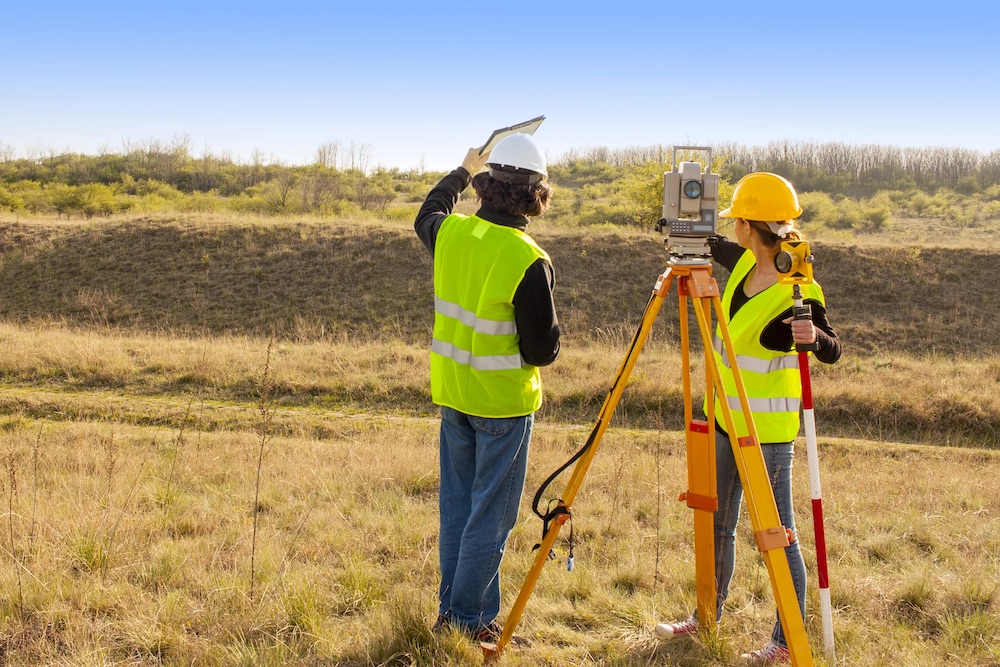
left=762, top=444, right=807, bottom=648
left=438, top=406, right=533, bottom=629
left=710, top=428, right=743, bottom=623
left=438, top=407, right=477, bottom=618
left=694, top=433, right=806, bottom=644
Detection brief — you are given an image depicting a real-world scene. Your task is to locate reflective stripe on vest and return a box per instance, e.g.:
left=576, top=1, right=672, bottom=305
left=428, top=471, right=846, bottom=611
left=430, top=213, right=549, bottom=418
left=435, top=296, right=518, bottom=336
left=713, top=336, right=800, bottom=374
left=724, top=395, right=802, bottom=414
left=431, top=339, right=524, bottom=372
left=707, top=249, right=825, bottom=442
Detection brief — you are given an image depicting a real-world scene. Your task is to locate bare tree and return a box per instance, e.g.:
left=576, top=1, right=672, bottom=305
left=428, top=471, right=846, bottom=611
left=314, top=141, right=341, bottom=169
left=299, top=168, right=342, bottom=212
left=265, top=168, right=299, bottom=213
left=346, top=141, right=374, bottom=174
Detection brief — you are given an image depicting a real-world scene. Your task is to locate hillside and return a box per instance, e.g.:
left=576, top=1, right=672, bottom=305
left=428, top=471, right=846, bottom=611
left=0, top=215, right=989, bottom=357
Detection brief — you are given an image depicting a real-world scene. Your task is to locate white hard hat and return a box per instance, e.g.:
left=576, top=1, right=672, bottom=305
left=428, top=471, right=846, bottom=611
left=487, top=133, right=547, bottom=181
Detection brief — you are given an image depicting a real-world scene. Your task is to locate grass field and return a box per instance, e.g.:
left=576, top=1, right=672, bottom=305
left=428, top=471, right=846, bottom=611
left=0, top=213, right=998, bottom=665
left=0, top=397, right=997, bottom=666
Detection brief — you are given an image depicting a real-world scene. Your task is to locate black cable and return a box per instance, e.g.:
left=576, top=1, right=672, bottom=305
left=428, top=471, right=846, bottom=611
left=530, top=290, right=657, bottom=550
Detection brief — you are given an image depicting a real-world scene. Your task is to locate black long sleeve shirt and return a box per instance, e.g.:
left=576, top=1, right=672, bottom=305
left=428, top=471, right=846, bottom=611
left=414, top=168, right=560, bottom=367
left=711, top=235, right=841, bottom=364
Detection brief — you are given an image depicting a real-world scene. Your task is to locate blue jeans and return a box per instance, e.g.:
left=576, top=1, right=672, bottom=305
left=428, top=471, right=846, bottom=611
left=437, top=406, right=533, bottom=631
left=696, top=429, right=807, bottom=648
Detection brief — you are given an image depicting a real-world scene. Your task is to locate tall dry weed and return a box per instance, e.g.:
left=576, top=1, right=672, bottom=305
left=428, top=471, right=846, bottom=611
left=250, top=339, right=277, bottom=601
left=6, top=450, right=24, bottom=619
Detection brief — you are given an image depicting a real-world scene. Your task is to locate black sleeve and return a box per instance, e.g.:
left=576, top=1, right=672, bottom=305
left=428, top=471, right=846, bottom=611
left=414, top=167, right=472, bottom=254
left=513, top=259, right=560, bottom=367
left=760, top=301, right=842, bottom=364
left=709, top=235, right=746, bottom=273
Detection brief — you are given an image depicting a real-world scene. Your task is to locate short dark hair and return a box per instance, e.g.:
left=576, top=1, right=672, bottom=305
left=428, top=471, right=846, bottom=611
left=472, top=172, right=552, bottom=217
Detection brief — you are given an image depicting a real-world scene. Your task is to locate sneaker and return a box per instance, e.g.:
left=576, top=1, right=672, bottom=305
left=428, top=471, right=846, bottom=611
left=466, top=621, right=532, bottom=647
left=654, top=617, right=699, bottom=639
left=741, top=640, right=790, bottom=665
left=466, top=621, right=502, bottom=643
left=431, top=614, right=450, bottom=633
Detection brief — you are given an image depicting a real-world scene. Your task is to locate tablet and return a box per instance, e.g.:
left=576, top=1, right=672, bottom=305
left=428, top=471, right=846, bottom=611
left=480, top=115, right=546, bottom=155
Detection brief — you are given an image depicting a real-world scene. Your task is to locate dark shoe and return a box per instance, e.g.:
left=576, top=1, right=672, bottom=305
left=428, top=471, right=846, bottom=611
left=432, top=614, right=451, bottom=633
left=741, top=640, right=790, bottom=665
left=466, top=621, right=532, bottom=647
left=467, top=621, right=501, bottom=642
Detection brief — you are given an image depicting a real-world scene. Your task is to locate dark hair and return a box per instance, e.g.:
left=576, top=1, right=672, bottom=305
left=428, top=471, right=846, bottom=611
left=471, top=172, right=552, bottom=217
left=747, top=220, right=804, bottom=252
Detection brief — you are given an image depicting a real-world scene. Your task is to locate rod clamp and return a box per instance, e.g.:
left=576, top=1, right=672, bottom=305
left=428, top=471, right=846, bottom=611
left=755, top=526, right=795, bottom=553
left=679, top=490, right=718, bottom=511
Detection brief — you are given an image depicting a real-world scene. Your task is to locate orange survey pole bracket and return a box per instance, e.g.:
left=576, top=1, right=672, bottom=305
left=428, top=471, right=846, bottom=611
left=755, top=526, right=792, bottom=552
left=678, top=491, right=719, bottom=512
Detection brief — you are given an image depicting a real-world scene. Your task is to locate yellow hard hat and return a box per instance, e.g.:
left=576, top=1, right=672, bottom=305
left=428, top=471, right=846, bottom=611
left=719, top=172, right=803, bottom=221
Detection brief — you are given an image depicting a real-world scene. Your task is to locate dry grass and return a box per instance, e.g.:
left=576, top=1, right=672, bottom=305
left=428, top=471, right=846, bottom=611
left=0, top=319, right=991, bottom=666
left=0, top=322, right=993, bottom=665
left=0, top=213, right=997, bottom=359
left=0, top=322, right=996, bottom=447
left=0, top=212, right=996, bottom=665
left=0, top=409, right=996, bottom=666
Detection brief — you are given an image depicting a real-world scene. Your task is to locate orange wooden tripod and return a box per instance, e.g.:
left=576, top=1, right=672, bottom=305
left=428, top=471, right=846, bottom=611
left=482, top=262, right=815, bottom=666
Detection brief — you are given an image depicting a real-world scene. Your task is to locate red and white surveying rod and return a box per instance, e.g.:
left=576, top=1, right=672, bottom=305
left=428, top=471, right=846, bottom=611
left=793, top=284, right=835, bottom=664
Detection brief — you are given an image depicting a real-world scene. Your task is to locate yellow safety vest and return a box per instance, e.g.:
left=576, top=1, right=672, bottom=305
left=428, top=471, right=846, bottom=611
left=707, top=250, right=825, bottom=443
left=430, top=213, right=549, bottom=418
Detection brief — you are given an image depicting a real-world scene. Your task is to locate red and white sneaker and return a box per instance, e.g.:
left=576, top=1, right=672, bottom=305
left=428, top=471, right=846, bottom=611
left=653, top=617, right=699, bottom=639
left=741, top=640, right=790, bottom=665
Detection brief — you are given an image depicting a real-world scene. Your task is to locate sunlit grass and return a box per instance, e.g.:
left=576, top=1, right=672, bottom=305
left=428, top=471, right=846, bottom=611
left=0, top=406, right=996, bottom=665
left=0, top=212, right=996, bottom=664
left=0, top=322, right=997, bottom=447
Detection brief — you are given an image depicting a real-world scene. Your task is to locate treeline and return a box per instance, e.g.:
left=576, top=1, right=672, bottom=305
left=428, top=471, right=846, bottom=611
left=0, top=139, right=438, bottom=218
left=1, top=138, right=998, bottom=221
left=560, top=141, right=1000, bottom=196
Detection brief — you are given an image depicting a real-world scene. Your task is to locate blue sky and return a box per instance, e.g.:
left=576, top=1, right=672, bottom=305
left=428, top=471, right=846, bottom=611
left=3, top=1, right=997, bottom=172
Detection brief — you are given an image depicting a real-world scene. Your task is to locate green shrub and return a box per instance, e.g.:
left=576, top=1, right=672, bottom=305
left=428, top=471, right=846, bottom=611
left=76, top=183, right=118, bottom=217
left=176, top=190, right=225, bottom=213
left=909, top=192, right=932, bottom=217
left=226, top=193, right=272, bottom=215
left=799, top=191, right=837, bottom=227
left=134, top=179, right=183, bottom=200
left=860, top=205, right=892, bottom=232
left=12, top=180, right=48, bottom=214
left=382, top=205, right=418, bottom=223
left=130, top=193, right=175, bottom=214
left=982, top=201, right=1000, bottom=220
left=0, top=185, right=24, bottom=211
left=831, top=198, right=862, bottom=229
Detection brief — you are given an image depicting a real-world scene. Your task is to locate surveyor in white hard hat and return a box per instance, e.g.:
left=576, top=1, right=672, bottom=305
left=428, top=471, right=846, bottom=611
left=414, top=133, right=560, bottom=644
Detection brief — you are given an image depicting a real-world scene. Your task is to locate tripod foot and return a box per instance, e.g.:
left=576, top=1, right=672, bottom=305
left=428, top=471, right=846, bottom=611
left=481, top=641, right=499, bottom=663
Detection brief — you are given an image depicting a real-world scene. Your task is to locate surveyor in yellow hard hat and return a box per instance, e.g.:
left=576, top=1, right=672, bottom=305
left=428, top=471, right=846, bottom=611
left=414, top=133, right=560, bottom=645
left=655, top=172, right=842, bottom=665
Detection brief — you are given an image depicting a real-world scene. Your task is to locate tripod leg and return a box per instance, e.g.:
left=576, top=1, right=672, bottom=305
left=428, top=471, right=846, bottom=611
left=483, top=268, right=677, bottom=662
left=678, top=287, right=718, bottom=632
left=690, top=294, right=814, bottom=667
